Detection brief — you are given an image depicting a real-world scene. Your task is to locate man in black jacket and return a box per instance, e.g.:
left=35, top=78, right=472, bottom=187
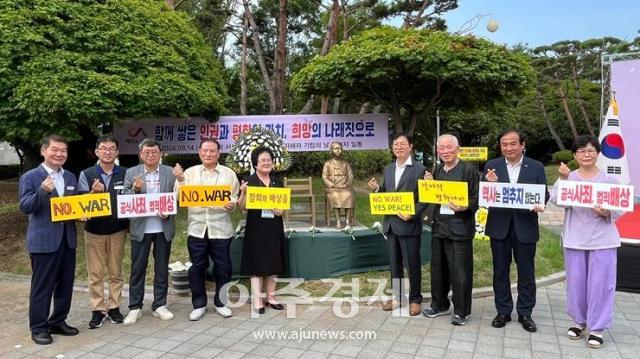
left=78, top=135, right=129, bottom=329
left=483, top=129, right=548, bottom=332
left=422, top=134, right=479, bottom=326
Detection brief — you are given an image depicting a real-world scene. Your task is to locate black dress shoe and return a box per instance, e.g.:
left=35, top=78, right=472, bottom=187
left=49, top=323, right=79, bottom=336
left=491, top=314, right=512, bottom=328
left=31, top=332, right=53, bottom=345
left=265, top=300, right=285, bottom=311
left=518, top=315, right=537, bottom=332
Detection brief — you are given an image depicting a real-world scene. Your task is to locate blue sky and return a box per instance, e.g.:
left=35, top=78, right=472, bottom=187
left=442, top=0, right=640, bottom=47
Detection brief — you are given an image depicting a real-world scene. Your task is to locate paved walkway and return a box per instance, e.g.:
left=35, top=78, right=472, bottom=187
left=1, top=273, right=639, bottom=359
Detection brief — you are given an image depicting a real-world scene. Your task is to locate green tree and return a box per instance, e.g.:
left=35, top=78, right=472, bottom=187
left=291, top=26, right=534, bottom=136
left=0, top=0, right=227, bottom=171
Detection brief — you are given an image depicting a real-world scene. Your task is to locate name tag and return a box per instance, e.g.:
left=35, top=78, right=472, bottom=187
left=440, top=205, right=454, bottom=215
left=114, top=185, right=124, bottom=190
left=66, top=186, right=75, bottom=190
left=261, top=210, right=275, bottom=219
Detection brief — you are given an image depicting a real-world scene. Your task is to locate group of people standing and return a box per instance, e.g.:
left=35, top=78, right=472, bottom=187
left=370, top=129, right=620, bottom=349
left=19, top=135, right=286, bottom=345
left=19, top=129, right=621, bottom=350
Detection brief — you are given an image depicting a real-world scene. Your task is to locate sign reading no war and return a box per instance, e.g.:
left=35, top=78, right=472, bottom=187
left=369, top=192, right=415, bottom=215
left=418, top=180, right=469, bottom=206
left=178, top=185, right=232, bottom=207
left=50, top=193, right=112, bottom=222
left=245, top=186, right=291, bottom=210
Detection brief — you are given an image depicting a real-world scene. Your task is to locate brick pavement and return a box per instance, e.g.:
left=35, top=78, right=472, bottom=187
left=1, top=273, right=639, bottom=359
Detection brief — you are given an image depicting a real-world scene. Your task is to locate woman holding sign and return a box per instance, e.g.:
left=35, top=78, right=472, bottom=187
left=237, top=146, right=286, bottom=314
left=549, top=135, right=623, bottom=349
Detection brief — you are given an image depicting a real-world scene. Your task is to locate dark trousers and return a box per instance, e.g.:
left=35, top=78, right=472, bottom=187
left=430, top=236, right=473, bottom=317
left=129, top=233, right=172, bottom=311
left=387, top=233, right=422, bottom=304
left=491, top=219, right=537, bottom=317
left=29, top=235, right=76, bottom=334
left=187, top=233, right=232, bottom=308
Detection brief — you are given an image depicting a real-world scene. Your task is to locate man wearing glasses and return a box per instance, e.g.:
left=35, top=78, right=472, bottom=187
left=78, top=136, right=130, bottom=329
left=122, top=138, right=180, bottom=325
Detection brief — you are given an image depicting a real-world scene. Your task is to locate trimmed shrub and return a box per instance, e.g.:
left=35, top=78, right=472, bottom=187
left=568, top=159, right=579, bottom=170
left=552, top=150, right=573, bottom=164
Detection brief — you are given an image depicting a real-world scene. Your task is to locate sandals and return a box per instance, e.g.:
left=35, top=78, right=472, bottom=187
left=587, top=333, right=604, bottom=349
left=567, top=326, right=585, bottom=340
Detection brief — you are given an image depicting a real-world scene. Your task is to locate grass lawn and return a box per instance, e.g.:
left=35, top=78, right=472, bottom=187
left=545, top=164, right=560, bottom=185
left=4, top=176, right=564, bottom=298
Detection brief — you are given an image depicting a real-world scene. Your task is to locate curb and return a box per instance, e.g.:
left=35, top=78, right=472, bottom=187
left=1, top=270, right=566, bottom=304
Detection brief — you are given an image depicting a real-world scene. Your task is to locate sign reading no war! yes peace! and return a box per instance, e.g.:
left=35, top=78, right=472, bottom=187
left=178, top=185, right=233, bottom=207
left=245, top=186, right=291, bottom=210
left=418, top=180, right=469, bottom=206
left=50, top=193, right=112, bottom=222
left=369, top=192, right=415, bottom=215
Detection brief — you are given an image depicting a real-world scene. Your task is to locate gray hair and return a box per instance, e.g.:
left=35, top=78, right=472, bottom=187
left=436, top=134, right=459, bottom=147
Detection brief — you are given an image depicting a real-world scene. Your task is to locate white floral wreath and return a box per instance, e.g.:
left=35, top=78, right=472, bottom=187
left=225, top=125, right=292, bottom=174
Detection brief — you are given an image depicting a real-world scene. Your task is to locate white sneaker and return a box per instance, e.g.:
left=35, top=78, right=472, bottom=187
left=214, top=305, right=232, bottom=318
left=152, top=306, right=174, bottom=320
left=123, top=309, right=142, bottom=326
left=189, top=307, right=207, bottom=321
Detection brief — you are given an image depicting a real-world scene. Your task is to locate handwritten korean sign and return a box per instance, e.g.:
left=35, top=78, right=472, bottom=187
left=458, top=147, right=488, bottom=161
left=178, top=185, right=232, bottom=207
left=245, top=187, right=291, bottom=210
left=116, top=193, right=177, bottom=218
left=479, top=182, right=546, bottom=210
left=50, top=193, right=112, bottom=222
left=557, top=180, right=634, bottom=212
left=418, top=180, right=469, bottom=206
left=369, top=192, right=415, bottom=215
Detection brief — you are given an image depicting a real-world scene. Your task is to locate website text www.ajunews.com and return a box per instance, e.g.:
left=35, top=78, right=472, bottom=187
left=252, top=328, right=377, bottom=342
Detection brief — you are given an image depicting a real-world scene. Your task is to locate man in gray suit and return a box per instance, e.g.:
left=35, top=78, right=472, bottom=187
left=122, top=139, right=180, bottom=325
left=368, top=133, right=427, bottom=316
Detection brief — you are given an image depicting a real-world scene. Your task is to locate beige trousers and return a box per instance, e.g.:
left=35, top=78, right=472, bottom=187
left=84, top=229, right=127, bottom=311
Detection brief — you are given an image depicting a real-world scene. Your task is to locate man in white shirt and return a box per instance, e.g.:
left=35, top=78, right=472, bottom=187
left=175, top=139, right=240, bottom=320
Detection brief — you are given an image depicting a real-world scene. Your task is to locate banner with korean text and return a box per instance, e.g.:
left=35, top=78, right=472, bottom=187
left=245, top=187, right=291, bottom=210
left=479, top=182, right=546, bottom=210
left=458, top=147, right=488, bottom=161
left=418, top=180, right=468, bottom=206
left=51, top=193, right=112, bottom=222
left=557, top=180, right=634, bottom=212
left=114, top=114, right=390, bottom=154
left=178, top=185, right=232, bottom=207
left=369, top=192, right=415, bottom=215
left=117, top=193, right=177, bottom=218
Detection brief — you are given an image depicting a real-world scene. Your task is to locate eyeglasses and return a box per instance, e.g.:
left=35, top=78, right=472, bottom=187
left=98, top=147, right=118, bottom=153
left=392, top=142, right=410, bottom=147
left=576, top=149, right=598, bottom=155
left=141, top=150, right=160, bottom=156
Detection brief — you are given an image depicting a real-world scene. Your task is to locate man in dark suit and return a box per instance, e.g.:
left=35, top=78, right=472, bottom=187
left=122, top=139, right=179, bottom=325
left=422, top=134, right=478, bottom=326
left=483, top=129, right=548, bottom=332
left=368, top=133, right=427, bottom=316
left=19, top=135, right=79, bottom=345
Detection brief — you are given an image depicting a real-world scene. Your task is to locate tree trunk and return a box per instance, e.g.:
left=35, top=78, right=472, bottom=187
left=12, top=141, right=40, bottom=173
left=557, top=85, right=579, bottom=138
left=570, top=63, right=595, bottom=136
left=243, top=1, right=276, bottom=113
left=273, top=0, right=288, bottom=114
left=298, top=95, right=315, bottom=114
left=240, top=10, right=249, bottom=115
left=359, top=102, right=369, bottom=114
left=332, top=98, right=340, bottom=114
left=321, top=97, right=329, bottom=114
left=536, top=88, right=565, bottom=150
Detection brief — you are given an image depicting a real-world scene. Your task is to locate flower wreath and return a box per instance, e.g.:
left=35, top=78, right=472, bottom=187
left=225, top=125, right=292, bottom=174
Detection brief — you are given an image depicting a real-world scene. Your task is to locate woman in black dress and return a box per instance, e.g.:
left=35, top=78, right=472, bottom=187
left=237, top=147, right=286, bottom=314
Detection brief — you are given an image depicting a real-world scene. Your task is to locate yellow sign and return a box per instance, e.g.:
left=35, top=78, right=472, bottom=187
left=418, top=180, right=469, bottom=206
left=369, top=192, right=415, bottom=215
left=245, top=186, right=291, bottom=210
left=458, top=147, right=488, bottom=161
left=50, top=193, right=112, bottom=222
left=178, top=185, right=233, bottom=207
